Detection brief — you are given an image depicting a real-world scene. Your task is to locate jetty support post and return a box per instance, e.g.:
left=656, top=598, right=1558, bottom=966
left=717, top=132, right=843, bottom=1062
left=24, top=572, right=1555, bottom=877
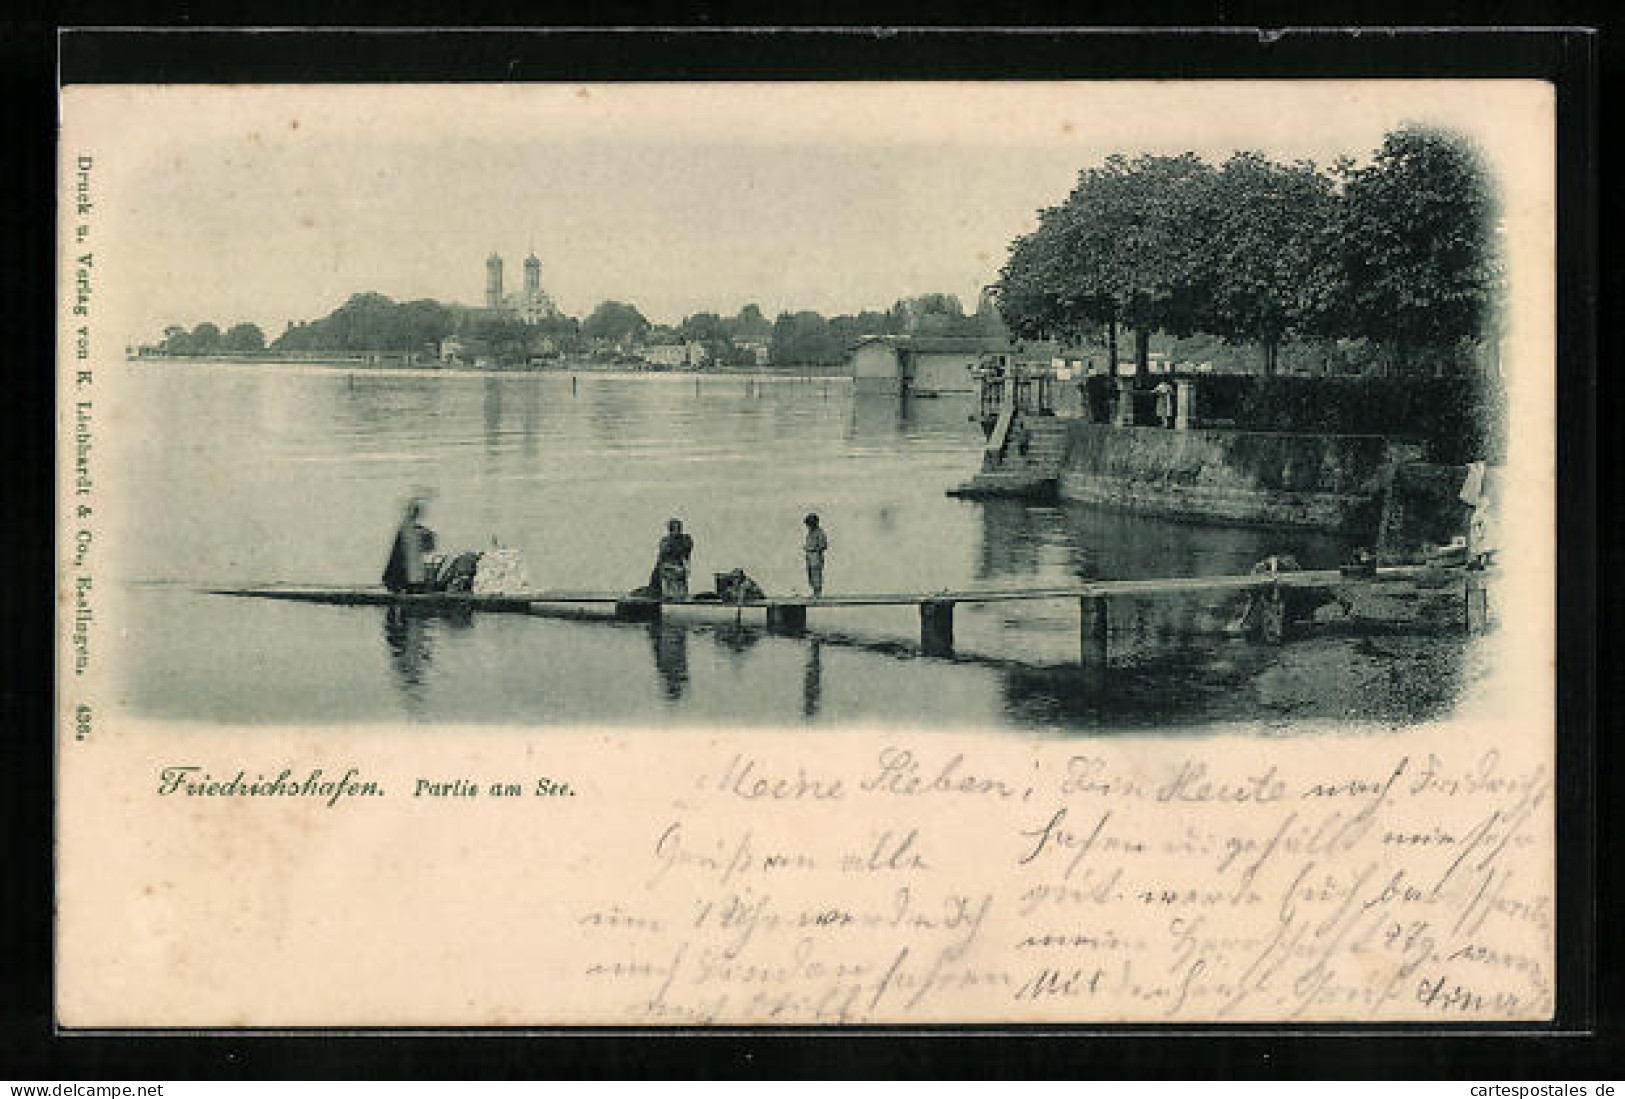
left=1259, top=581, right=1286, bottom=644
left=1464, top=572, right=1489, bottom=633
left=766, top=602, right=808, bottom=636
left=919, top=599, right=955, bottom=656
left=614, top=597, right=662, bottom=622
left=1079, top=594, right=1109, bottom=668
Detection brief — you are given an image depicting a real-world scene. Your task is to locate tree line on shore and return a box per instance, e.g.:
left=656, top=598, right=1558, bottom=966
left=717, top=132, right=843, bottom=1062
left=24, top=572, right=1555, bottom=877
left=995, top=124, right=1501, bottom=378
left=149, top=292, right=1004, bottom=368
left=149, top=124, right=1497, bottom=377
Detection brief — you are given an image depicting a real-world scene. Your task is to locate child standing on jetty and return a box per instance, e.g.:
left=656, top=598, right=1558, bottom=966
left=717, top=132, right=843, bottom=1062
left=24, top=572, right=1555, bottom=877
left=803, top=513, right=828, bottom=597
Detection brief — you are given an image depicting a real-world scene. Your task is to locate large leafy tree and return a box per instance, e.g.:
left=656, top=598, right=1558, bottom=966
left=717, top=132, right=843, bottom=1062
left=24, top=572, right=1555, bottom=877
left=886, top=293, right=985, bottom=337
left=769, top=310, right=840, bottom=365
left=159, top=325, right=192, bottom=355
left=189, top=322, right=222, bottom=355
left=269, top=292, right=457, bottom=355
left=221, top=321, right=266, bottom=354
left=678, top=312, right=731, bottom=353
left=1202, top=152, right=1340, bottom=375
left=1097, top=153, right=1217, bottom=376
left=1333, top=126, right=1499, bottom=372
left=996, top=202, right=1118, bottom=360
left=393, top=299, right=456, bottom=351
left=581, top=300, right=650, bottom=344
left=996, top=153, right=1217, bottom=379
left=727, top=303, right=772, bottom=342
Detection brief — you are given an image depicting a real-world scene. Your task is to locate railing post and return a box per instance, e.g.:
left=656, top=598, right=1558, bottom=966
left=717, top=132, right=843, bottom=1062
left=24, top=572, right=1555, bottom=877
left=1114, top=378, right=1136, bottom=427
left=919, top=600, right=955, bottom=656
left=1080, top=594, right=1109, bottom=668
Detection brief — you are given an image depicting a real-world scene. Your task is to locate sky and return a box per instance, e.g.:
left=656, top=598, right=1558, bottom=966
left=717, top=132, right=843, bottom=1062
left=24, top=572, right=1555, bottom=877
left=61, top=81, right=1553, bottom=341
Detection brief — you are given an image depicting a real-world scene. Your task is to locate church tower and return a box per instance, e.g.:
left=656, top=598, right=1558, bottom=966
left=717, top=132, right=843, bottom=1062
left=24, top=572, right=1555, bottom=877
left=524, top=252, right=541, bottom=301
left=485, top=252, right=504, bottom=310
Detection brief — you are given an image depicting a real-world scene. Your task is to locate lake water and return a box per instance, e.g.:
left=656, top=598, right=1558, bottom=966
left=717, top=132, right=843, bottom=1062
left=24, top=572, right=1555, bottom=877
left=109, top=361, right=1350, bottom=731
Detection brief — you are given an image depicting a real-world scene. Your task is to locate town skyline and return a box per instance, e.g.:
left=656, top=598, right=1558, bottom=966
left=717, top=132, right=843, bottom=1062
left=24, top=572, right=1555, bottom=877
left=75, top=81, right=1549, bottom=344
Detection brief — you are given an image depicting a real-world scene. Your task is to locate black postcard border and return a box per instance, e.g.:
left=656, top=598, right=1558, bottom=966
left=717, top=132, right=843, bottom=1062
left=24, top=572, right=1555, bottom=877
left=6, top=21, right=1608, bottom=1080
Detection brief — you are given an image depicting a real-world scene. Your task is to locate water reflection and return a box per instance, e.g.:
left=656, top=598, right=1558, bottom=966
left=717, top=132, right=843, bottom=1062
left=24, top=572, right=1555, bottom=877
left=331, top=373, right=448, bottom=436
left=846, top=393, right=978, bottom=445
left=520, top=379, right=540, bottom=460
left=802, top=639, right=823, bottom=719
left=483, top=376, right=503, bottom=455
left=383, top=605, right=433, bottom=711
left=713, top=621, right=763, bottom=657
left=382, top=605, right=477, bottom=713
left=648, top=620, right=690, bottom=701
left=974, top=497, right=1350, bottom=584
left=122, top=365, right=1435, bottom=730
left=997, top=651, right=1258, bottom=729
left=974, top=499, right=1049, bottom=580
left=846, top=395, right=910, bottom=443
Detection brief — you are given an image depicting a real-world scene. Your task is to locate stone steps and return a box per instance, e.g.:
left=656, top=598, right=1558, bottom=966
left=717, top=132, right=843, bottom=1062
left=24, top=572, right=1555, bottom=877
left=948, top=470, right=1060, bottom=500
left=955, top=417, right=1072, bottom=499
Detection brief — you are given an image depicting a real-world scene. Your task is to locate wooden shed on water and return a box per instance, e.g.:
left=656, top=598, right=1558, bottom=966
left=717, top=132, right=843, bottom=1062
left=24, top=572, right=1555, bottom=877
left=848, top=335, right=1013, bottom=397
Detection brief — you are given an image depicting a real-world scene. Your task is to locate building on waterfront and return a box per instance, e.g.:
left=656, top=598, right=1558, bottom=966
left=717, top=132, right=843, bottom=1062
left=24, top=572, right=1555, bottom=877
left=849, top=335, right=1013, bottom=397
left=641, top=339, right=710, bottom=369
left=483, top=249, right=560, bottom=323
left=735, top=339, right=771, bottom=367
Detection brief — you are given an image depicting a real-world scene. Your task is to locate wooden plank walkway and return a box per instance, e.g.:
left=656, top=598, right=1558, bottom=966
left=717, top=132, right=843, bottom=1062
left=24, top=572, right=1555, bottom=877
left=213, top=565, right=1423, bottom=609
left=211, top=564, right=1441, bottom=665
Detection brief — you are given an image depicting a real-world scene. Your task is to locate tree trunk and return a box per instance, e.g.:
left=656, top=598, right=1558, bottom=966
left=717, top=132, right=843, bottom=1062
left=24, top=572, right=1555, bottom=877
left=1263, top=338, right=1278, bottom=377
left=1106, top=319, right=1119, bottom=379
left=1134, top=329, right=1151, bottom=383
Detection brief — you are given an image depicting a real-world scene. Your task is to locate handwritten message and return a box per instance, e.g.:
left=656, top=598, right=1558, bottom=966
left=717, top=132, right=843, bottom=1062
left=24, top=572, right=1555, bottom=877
left=56, top=725, right=1553, bottom=1026
left=571, top=740, right=1552, bottom=1024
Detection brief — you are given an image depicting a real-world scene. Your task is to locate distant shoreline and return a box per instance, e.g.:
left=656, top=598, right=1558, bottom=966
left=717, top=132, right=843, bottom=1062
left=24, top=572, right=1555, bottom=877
left=122, top=355, right=856, bottom=382
left=123, top=353, right=852, bottom=377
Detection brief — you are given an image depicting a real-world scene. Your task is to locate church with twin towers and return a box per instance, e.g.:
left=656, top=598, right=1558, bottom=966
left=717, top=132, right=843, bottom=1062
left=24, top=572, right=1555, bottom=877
left=484, top=250, right=561, bottom=324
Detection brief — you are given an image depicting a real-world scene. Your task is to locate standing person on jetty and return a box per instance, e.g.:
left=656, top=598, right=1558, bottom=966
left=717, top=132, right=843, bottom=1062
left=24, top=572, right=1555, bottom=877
left=654, top=518, right=694, bottom=600
left=803, top=512, right=828, bottom=598
left=382, top=498, right=437, bottom=593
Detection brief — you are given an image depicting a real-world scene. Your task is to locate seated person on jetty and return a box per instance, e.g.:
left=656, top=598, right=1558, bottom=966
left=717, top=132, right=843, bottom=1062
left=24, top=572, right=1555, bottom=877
left=653, top=518, right=694, bottom=600
left=383, top=500, right=523, bottom=595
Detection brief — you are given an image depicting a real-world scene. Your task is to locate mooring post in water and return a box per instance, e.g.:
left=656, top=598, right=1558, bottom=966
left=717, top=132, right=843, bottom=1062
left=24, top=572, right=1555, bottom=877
left=766, top=602, right=807, bottom=635
left=919, top=599, right=955, bottom=656
left=1079, top=594, right=1109, bottom=668
left=1464, top=572, right=1489, bottom=633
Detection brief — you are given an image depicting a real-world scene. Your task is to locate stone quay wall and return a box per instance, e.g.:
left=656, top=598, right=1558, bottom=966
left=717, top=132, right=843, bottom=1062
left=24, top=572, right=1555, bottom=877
left=1056, top=422, right=1424, bottom=531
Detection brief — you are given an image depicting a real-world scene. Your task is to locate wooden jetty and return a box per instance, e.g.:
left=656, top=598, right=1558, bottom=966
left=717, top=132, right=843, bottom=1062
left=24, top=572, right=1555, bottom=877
left=213, top=563, right=1446, bottom=666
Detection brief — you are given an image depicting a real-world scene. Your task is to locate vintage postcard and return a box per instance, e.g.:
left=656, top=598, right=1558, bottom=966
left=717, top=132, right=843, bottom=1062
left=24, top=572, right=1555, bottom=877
left=57, top=79, right=1557, bottom=1026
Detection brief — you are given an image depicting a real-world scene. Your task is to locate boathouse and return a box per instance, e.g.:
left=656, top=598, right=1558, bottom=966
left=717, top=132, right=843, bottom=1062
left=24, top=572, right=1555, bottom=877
left=849, top=335, right=1012, bottom=397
